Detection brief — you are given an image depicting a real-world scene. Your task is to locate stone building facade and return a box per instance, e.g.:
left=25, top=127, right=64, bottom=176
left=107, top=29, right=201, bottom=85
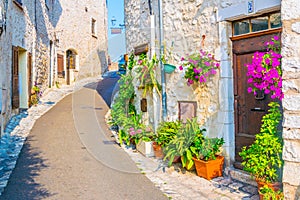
left=125, top=0, right=299, bottom=198
left=0, top=0, right=107, bottom=135
left=281, top=0, right=300, bottom=199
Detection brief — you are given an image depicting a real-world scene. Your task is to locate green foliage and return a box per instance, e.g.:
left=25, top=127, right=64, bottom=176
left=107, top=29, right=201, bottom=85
left=197, top=137, right=225, bottom=161
left=135, top=54, right=161, bottom=97
left=155, top=120, right=182, bottom=147
left=127, top=53, right=136, bottom=71
left=110, top=73, right=135, bottom=127
left=239, top=102, right=283, bottom=183
left=164, top=118, right=204, bottom=170
left=30, top=84, right=41, bottom=105
left=259, top=185, right=284, bottom=200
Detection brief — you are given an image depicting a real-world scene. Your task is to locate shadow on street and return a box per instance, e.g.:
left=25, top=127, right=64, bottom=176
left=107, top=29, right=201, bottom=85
left=0, top=135, right=53, bottom=200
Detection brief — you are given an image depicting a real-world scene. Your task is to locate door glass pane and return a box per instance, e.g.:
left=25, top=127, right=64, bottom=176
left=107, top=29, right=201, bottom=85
left=251, top=16, right=268, bottom=32
left=233, top=20, right=250, bottom=35
left=270, top=13, right=282, bottom=28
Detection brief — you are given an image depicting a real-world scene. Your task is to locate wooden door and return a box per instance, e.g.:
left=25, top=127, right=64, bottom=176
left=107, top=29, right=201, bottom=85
left=57, top=54, right=64, bottom=78
left=12, top=46, right=19, bottom=109
left=232, top=31, right=281, bottom=169
left=27, top=52, right=32, bottom=107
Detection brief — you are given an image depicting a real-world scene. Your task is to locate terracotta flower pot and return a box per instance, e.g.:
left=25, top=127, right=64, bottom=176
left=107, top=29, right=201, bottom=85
left=152, top=142, right=164, bottom=159
left=192, top=156, right=224, bottom=180
left=256, top=179, right=282, bottom=200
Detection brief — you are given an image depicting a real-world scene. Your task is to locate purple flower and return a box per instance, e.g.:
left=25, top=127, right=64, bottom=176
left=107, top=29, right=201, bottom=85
left=204, top=61, right=210, bottom=67
left=193, top=68, right=199, bottom=74
left=247, top=87, right=252, bottom=93
left=273, top=35, right=279, bottom=41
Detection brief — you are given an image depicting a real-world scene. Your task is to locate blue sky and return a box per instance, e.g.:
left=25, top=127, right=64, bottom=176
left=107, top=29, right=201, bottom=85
left=107, top=0, right=124, bottom=37
left=107, top=0, right=126, bottom=61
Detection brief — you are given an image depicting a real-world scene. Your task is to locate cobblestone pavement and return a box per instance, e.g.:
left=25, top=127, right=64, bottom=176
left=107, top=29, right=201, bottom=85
left=0, top=76, right=102, bottom=196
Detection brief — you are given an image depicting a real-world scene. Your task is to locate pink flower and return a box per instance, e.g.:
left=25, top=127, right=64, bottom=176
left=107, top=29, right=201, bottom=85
left=273, top=35, right=279, bottom=41
left=181, top=57, right=185, bottom=61
left=179, top=65, right=183, bottom=70
left=247, top=87, right=252, bottom=93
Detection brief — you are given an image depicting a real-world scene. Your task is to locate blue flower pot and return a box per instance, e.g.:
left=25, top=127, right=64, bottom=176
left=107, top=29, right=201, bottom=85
left=164, top=64, right=176, bottom=74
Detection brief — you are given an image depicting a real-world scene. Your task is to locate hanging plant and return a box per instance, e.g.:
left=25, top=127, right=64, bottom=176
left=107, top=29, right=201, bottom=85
left=179, top=49, right=220, bottom=86
left=246, top=36, right=283, bottom=100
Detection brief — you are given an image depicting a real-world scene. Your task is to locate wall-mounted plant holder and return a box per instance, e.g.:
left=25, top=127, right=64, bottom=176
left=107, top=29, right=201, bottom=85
left=164, top=64, right=176, bottom=74
left=141, top=98, right=147, bottom=112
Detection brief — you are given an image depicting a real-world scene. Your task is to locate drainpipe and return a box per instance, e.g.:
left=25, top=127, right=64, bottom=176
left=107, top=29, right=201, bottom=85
left=158, top=0, right=167, bottom=121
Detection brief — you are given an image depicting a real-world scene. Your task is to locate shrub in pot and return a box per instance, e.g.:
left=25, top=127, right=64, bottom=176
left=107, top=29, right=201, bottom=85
left=239, top=102, right=283, bottom=194
left=192, top=137, right=225, bottom=180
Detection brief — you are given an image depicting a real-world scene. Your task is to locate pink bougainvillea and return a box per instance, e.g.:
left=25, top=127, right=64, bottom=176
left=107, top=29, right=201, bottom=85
left=179, top=49, right=220, bottom=86
left=246, top=36, right=283, bottom=100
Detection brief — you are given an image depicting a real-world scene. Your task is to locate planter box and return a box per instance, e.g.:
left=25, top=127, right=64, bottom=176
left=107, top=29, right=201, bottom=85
left=193, top=156, right=224, bottom=180
left=137, top=141, right=154, bottom=157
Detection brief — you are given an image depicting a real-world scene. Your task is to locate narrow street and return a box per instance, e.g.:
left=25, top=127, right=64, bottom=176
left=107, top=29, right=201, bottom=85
left=0, top=73, right=167, bottom=200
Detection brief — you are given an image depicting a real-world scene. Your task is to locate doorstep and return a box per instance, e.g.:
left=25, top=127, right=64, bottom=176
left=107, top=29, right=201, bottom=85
left=227, top=167, right=257, bottom=186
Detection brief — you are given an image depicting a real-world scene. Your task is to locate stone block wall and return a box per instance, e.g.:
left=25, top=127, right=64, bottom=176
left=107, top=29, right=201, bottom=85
left=125, top=0, right=223, bottom=134
left=54, top=0, right=108, bottom=79
left=281, top=0, right=300, bottom=199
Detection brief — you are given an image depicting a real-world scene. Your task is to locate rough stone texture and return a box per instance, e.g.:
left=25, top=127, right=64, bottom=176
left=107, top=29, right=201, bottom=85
left=283, top=140, right=300, bottom=162
left=283, top=161, right=300, bottom=186
left=282, top=0, right=300, bottom=196
left=0, top=0, right=107, bottom=135
left=283, top=183, right=300, bottom=200
left=283, top=128, right=300, bottom=140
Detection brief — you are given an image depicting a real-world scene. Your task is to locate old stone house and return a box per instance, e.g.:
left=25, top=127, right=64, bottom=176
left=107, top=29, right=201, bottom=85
left=124, top=0, right=299, bottom=199
left=0, top=0, right=108, bottom=135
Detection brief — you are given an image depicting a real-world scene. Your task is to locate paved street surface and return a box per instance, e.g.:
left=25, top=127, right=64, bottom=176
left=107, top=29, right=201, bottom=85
left=0, top=74, right=167, bottom=200
left=0, top=72, right=259, bottom=200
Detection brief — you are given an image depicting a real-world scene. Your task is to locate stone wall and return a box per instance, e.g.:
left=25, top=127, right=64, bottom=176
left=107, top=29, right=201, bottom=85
left=281, top=0, right=300, bottom=199
left=0, top=0, right=108, bottom=135
left=125, top=0, right=224, bottom=137
left=54, top=0, right=108, bottom=80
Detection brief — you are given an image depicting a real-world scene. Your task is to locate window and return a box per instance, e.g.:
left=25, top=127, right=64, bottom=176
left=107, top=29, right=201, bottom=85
left=233, top=12, right=281, bottom=36
left=91, top=18, right=96, bottom=36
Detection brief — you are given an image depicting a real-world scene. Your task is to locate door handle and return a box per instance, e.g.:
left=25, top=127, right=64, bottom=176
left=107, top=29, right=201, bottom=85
left=251, top=107, right=265, bottom=112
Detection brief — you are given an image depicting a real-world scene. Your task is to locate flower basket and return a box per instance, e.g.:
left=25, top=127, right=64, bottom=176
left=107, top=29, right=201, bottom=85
left=164, top=64, right=176, bottom=74
left=192, top=156, right=224, bottom=180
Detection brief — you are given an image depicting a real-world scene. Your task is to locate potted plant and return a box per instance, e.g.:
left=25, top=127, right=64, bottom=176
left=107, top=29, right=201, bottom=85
left=239, top=102, right=283, bottom=194
left=136, top=127, right=155, bottom=157
left=164, top=118, right=204, bottom=170
left=259, top=185, right=284, bottom=200
left=192, top=136, right=225, bottom=180
left=135, top=54, right=161, bottom=97
left=153, top=120, right=182, bottom=159
left=179, top=49, right=220, bottom=86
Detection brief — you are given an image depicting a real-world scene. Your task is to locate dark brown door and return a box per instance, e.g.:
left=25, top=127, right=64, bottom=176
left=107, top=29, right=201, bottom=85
left=57, top=54, right=64, bottom=78
left=12, top=46, right=19, bottom=109
left=232, top=31, right=281, bottom=169
left=28, top=52, right=32, bottom=107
